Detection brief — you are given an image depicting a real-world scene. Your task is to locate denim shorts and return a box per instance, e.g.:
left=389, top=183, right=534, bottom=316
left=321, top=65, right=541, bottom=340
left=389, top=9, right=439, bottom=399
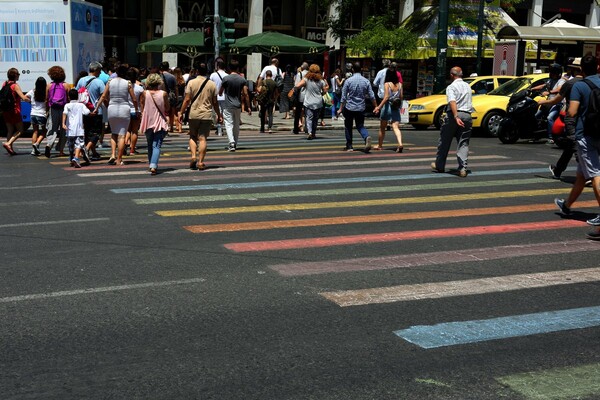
left=30, top=115, right=47, bottom=126
left=576, top=136, right=600, bottom=179
left=379, top=103, right=401, bottom=122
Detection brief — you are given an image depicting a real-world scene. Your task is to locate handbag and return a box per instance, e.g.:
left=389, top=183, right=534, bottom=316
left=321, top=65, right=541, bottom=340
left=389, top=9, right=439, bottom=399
left=148, top=91, right=168, bottom=122
left=390, top=97, right=403, bottom=110
left=288, top=87, right=297, bottom=103
left=183, top=78, right=209, bottom=123
left=322, top=92, right=332, bottom=107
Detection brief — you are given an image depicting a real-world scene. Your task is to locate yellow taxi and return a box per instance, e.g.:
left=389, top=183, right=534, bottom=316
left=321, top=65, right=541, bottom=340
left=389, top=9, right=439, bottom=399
left=471, top=73, right=549, bottom=136
left=408, top=75, right=516, bottom=130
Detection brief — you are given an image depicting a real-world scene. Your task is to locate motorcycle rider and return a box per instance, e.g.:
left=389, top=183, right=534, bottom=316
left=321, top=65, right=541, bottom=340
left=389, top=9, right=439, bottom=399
left=538, top=58, right=582, bottom=179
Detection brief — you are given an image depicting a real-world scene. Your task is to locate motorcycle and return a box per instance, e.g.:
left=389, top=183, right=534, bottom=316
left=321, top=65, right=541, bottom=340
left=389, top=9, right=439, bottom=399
left=497, top=89, right=553, bottom=144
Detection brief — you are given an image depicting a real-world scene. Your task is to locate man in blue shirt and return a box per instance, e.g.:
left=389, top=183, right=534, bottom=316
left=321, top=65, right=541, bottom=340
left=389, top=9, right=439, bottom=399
left=76, top=61, right=106, bottom=162
left=553, top=55, right=600, bottom=238
left=336, top=62, right=377, bottom=152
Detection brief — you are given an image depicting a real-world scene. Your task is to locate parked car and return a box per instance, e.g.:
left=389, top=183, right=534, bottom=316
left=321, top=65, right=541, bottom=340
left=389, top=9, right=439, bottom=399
left=471, top=73, right=549, bottom=137
left=408, top=75, right=516, bottom=130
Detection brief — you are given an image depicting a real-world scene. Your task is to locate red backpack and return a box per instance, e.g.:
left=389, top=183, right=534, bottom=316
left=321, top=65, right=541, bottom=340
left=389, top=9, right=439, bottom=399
left=77, top=77, right=96, bottom=111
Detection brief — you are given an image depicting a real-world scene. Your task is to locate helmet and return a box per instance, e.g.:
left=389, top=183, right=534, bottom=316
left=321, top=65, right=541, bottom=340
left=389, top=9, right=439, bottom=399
left=549, top=63, right=563, bottom=75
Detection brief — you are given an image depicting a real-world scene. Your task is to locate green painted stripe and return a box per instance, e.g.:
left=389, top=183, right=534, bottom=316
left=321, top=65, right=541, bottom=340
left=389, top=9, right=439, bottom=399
left=496, top=363, right=600, bottom=400
left=133, top=177, right=548, bottom=205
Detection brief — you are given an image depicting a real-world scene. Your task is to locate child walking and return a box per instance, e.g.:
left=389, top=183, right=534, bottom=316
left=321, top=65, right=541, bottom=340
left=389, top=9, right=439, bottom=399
left=62, top=89, right=90, bottom=168
left=26, top=77, right=48, bottom=156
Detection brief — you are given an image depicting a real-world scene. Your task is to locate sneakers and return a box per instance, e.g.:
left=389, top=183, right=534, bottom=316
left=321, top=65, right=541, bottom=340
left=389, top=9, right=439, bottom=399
left=548, top=165, right=560, bottom=179
left=81, top=150, right=91, bottom=165
left=343, top=146, right=354, bottom=152
left=71, top=157, right=81, bottom=168
left=31, top=144, right=41, bottom=156
left=586, top=229, right=600, bottom=240
left=554, top=198, right=571, bottom=215
left=430, top=162, right=443, bottom=173
left=228, top=142, right=236, bottom=152
left=44, top=146, right=51, bottom=158
left=586, top=215, right=600, bottom=226
left=458, top=169, right=468, bottom=178
left=364, top=136, right=372, bottom=153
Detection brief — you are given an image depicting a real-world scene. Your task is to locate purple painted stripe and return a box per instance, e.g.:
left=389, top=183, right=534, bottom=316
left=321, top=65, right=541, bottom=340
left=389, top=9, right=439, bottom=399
left=270, top=240, right=600, bottom=276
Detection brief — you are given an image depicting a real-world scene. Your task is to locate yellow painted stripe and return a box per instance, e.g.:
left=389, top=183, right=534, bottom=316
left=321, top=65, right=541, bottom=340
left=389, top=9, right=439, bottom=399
left=157, top=188, right=574, bottom=217
left=184, top=200, right=599, bottom=233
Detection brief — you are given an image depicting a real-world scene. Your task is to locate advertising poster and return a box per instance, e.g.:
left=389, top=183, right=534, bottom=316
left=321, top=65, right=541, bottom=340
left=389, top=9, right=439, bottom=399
left=493, top=41, right=517, bottom=76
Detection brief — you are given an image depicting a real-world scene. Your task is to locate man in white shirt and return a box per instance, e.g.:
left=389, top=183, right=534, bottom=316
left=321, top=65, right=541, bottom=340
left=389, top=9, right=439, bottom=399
left=431, top=66, right=473, bottom=177
left=373, top=59, right=391, bottom=101
left=209, top=60, right=228, bottom=136
left=257, top=58, right=282, bottom=88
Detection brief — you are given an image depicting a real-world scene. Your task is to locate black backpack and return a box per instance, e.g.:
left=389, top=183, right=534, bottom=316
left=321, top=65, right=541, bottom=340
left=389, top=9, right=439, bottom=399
left=583, top=79, right=600, bottom=138
left=0, top=81, right=15, bottom=112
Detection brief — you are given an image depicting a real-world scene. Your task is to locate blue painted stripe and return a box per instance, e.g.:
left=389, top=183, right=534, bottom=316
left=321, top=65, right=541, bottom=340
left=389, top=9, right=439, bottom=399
left=111, top=168, right=550, bottom=194
left=394, top=306, right=600, bottom=349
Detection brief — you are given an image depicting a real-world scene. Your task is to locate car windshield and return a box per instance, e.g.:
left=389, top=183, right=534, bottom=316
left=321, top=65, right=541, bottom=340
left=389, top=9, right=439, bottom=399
left=436, top=77, right=476, bottom=94
left=487, top=77, right=531, bottom=96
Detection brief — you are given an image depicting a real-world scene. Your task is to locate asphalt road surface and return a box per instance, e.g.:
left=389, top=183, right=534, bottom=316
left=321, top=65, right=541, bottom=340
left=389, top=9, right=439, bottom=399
left=1, top=125, right=600, bottom=399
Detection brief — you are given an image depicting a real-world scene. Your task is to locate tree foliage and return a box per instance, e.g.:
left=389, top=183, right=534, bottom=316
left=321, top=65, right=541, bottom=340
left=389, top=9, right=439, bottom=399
left=345, top=16, right=418, bottom=61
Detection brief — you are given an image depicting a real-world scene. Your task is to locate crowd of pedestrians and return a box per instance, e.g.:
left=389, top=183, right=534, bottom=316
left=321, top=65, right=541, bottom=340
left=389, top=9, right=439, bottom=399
left=3, top=53, right=600, bottom=242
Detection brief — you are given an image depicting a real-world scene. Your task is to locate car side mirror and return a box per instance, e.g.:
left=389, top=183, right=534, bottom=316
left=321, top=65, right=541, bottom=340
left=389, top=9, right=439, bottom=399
left=471, top=89, right=475, bottom=94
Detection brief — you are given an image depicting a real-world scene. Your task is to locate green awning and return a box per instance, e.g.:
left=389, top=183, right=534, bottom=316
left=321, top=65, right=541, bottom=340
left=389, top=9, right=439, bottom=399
left=228, top=31, right=328, bottom=56
left=136, top=31, right=211, bottom=56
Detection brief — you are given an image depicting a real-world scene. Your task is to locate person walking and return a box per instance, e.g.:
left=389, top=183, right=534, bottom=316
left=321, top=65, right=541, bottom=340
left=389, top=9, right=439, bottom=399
left=94, top=64, right=138, bottom=165
left=25, top=77, right=47, bottom=156
left=179, top=63, right=221, bottom=170
left=551, top=55, right=600, bottom=239
left=280, top=64, right=295, bottom=120
left=1, top=68, right=30, bottom=155
left=539, top=58, right=582, bottom=179
left=219, top=60, right=251, bottom=152
left=336, top=62, right=376, bottom=152
left=431, top=66, right=473, bottom=177
left=294, top=64, right=328, bottom=140
left=292, top=62, right=309, bottom=134
left=158, top=61, right=178, bottom=133
left=139, top=73, right=169, bottom=175
left=62, top=89, right=90, bottom=168
left=330, top=68, right=344, bottom=121
left=76, top=61, right=106, bottom=161
left=373, top=59, right=391, bottom=103
left=373, top=69, right=404, bottom=152
left=257, top=70, right=278, bottom=133
left=126, top=67, right=144, bottom=155
left=209, top=60, right=228, bottom=136
left=45, top=66, right=70, bottom=158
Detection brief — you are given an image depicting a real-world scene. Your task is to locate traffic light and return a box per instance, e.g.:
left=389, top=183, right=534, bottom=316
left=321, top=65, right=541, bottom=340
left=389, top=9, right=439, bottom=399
left=203, top=16, right=213, bottom=48
left=219, top=16, right=235, bottom=47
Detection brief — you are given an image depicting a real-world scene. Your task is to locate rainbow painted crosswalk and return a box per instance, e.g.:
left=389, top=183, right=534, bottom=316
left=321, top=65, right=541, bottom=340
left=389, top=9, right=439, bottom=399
left=60, top=130, right=600, bottom=398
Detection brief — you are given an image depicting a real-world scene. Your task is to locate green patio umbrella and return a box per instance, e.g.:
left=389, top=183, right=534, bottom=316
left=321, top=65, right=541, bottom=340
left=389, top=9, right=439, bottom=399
left=228, top=31, right=328, bottom=55
left=136, top=31, right=211, bottom=61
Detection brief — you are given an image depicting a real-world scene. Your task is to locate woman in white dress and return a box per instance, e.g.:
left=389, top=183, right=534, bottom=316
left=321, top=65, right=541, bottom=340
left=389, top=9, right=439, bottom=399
left=95, top=64, right=138, bottom=165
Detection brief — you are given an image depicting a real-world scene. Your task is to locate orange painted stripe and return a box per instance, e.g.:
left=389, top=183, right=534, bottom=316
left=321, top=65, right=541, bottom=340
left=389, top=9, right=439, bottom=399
left=223, top=219, right=586, bottom=252
left=185, top=201, right=599, bottom=233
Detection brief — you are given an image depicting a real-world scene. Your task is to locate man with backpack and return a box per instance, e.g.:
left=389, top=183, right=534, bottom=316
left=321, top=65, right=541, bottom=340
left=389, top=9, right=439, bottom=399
left=553, top=55, right=600, bottom=239
left=159, top=61, right=178, bottom=131
left=76, top=61, right=106, bottom=162
left=1, top=68, right=30, bottom=155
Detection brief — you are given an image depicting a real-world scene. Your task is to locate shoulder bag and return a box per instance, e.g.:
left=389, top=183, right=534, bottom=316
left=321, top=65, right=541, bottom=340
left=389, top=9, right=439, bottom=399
left=183, top=78, right=210, bottom=123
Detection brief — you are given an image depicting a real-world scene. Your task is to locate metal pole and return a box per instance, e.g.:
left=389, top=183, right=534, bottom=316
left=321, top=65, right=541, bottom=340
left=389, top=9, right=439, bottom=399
left=214, top=0, right=219, bottom=58
left=434, top=0, right=449, bottom=93
left=475, top=0, right=485, bottom=75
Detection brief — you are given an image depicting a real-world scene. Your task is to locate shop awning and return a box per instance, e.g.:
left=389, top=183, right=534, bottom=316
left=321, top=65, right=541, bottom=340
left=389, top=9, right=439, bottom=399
left=497, top=26, right=600, bottom=43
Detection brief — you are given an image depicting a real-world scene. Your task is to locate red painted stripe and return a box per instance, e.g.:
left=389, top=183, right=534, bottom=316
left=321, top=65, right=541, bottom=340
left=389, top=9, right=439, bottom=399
left=224, top=220, right=585, bottom=253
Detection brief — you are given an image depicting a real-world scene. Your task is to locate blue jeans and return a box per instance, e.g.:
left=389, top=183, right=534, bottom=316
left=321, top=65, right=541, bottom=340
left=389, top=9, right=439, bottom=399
left=547, top=104, right=562, bottom=138
left=145, top=128, right=166, bottom=169
left=342, top=109, right=369, bottom=148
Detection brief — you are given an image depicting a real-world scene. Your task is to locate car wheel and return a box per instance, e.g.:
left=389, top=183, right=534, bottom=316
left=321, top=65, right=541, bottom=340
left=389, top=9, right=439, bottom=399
left=411, top=124, right=428, bottom=130
left=433, top=108, right=444, bottom=129
left=482, top=111, right=504, bottom=137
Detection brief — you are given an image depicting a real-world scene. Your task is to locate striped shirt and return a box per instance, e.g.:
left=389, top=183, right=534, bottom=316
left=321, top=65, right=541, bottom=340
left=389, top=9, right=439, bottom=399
left=341, top=73, right=375, bottom=112
left=446, top=78, right=474, bottom=113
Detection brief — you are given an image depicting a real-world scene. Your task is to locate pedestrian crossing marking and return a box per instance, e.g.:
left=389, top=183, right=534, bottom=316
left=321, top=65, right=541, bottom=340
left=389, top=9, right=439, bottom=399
left=108, top=168, right=560, bottom=194
left=270, top=239, right=600, bottom=276
left=184, top=201, right=597, bottom=233
left=157, top=188, right=573, bottom=217
left=496, top=363, right=600, bottom=400
left=394, top=305, right=600, bottom=348
left=223, top=220, right=584, bottom=252
left=324, top=267, right=600, bottom=307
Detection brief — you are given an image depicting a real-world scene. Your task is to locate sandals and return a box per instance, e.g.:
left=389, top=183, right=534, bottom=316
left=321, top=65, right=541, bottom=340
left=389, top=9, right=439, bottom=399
left=150, top=168, right=157, bottom=175
left=190, top=160, right=197, bottom=170
left=197, top=162, right=206, bottom=171
left=396, top=146, right=404, bottom=153
left=108, top=157, right=116, bottom=165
